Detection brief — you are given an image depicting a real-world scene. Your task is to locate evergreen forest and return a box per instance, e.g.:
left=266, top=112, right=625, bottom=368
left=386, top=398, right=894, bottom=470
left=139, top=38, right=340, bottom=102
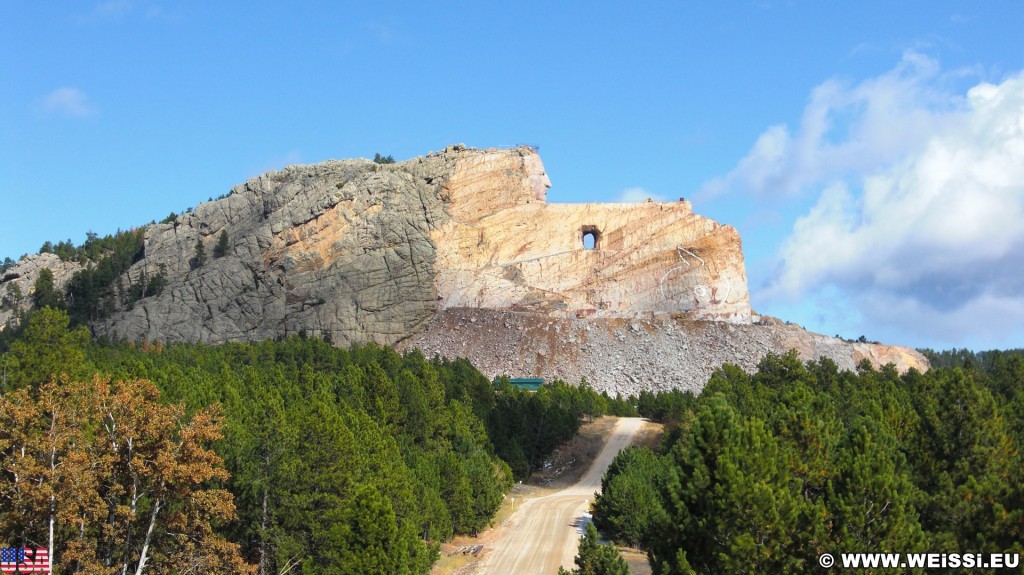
left=3, top=302, right=1023, bottom=574
left=0, top=308, right=633, bottom=575
left=595, top=350, right=1024, bottom=574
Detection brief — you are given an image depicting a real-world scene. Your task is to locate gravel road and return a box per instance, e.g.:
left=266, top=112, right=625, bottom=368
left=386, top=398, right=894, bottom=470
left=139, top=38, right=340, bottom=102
left=477, top=417, right=645, bottom=575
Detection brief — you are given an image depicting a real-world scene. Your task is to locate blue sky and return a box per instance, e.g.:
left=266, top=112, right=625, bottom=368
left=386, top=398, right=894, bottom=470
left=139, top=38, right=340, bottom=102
left=3, top=1, right=1023, bottom=350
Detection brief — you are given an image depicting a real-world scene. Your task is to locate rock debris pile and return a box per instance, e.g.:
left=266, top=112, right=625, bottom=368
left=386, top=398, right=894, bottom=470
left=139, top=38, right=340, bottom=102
left=399, top=309, right=928, bottom=395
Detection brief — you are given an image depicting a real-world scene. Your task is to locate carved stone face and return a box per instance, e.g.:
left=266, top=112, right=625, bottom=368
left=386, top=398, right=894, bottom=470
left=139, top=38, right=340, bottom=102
left=523, top=153, right=552, bottom=201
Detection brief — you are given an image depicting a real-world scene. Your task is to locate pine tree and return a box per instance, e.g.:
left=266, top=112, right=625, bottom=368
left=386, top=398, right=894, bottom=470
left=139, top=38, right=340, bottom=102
left=652, top=398, right=812, bottom=574
left=307, top=484, right=409, bottom=575
left=827, top=419, right=925, bottom=552
left=558, top=523, right=629, bottom=575
left=593, top=447, right=666, bottom=548
left=909, top=368, right=1022, bottom=552
left=31, top=268, right=62, bottom=309
left=1, top=283, right=23, bottom=311
left=214, top=230, right=230, bottom=258
left=221, top=371, right=302, bottom=575
left=190, top=238, right=207, bottom=270
left=1, top=307, right=88, bottom=392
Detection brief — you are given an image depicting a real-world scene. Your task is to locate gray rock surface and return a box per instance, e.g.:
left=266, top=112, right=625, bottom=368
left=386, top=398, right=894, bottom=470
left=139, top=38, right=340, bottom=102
left=0, top=253, right=83, bottom=327
left=397, top=309, right=930, bottom=395
left=93, top=152, right=464, bottom=345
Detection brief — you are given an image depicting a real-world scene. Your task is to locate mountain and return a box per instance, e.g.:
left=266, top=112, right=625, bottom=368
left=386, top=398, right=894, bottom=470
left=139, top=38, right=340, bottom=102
left=0, top=145, right=927, bottom=392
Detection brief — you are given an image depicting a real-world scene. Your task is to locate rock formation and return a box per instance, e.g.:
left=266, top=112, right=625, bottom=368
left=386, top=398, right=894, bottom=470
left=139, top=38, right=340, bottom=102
left=0, top=145, right=928, bottom=393
left=94, top=155, right=451, bottom=344
left=0, top=253, right=82, bottom=322
left=431, top=150, right=749, bottom=321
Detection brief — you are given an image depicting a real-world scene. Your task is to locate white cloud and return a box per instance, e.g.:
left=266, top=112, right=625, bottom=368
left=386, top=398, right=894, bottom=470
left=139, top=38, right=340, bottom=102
left=756, top=60, right=1024, bottom=346
left=83, top=0, right=166, bottom=22
left=40, top=87, right=97, bottom=117
left=93, top=0, right=135, bottom=17
left=616, top=187, right=666, bottom=203
left=701, top=51, right=960, bottom=200
left=857, top=290, right=1024, bottom=348
left=363, top=21, right=406, bottom=47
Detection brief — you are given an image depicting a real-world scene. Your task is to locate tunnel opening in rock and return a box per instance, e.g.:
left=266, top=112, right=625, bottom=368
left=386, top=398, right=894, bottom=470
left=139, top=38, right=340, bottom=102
left=581, top=226, right=600, bottom=250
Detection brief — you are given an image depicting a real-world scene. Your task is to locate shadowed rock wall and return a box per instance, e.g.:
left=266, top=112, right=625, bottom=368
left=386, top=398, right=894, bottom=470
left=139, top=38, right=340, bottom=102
left=96, top=156, right=455, bottom=344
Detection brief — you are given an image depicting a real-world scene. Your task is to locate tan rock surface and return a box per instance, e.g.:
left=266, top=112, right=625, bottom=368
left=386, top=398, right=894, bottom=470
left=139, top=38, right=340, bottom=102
left=432, top=149, right=751, bottom=321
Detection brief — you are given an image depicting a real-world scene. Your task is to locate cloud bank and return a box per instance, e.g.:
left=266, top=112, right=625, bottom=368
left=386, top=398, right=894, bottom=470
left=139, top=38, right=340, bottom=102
left=40, top=87, right=97, bottom=117
left=716, top=53, right=1024, bottom=346
left=702, top=52, right=966, bottom=200
left=86, top=0, right=164, bottom=21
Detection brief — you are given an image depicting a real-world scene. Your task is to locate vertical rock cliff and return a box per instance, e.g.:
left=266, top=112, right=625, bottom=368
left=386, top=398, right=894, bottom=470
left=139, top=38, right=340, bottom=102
left=431, top=149, right=750, bottom=321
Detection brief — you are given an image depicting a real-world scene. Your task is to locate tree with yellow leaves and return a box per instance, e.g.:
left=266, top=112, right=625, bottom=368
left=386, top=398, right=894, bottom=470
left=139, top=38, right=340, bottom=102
left=0, top=375, right=254, bottom=575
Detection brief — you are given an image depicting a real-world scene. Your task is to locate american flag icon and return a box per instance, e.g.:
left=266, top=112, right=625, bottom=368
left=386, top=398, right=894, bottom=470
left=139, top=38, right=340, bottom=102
left=0, top=548, right=50, bottom=574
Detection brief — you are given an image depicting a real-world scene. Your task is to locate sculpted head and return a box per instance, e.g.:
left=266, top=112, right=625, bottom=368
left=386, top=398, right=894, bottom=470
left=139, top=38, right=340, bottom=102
left=523, top=152, right=551, bottom=201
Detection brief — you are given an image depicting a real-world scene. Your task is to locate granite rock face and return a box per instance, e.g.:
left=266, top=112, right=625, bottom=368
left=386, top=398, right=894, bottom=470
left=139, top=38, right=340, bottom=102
left=25, top=145, right=749, bottom=345
left=95, top=153, right=458, bottom=345
left=0, top=253, right=83, bottom=326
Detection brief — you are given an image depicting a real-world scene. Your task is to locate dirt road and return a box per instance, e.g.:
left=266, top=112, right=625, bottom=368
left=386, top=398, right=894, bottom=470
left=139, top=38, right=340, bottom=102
left=478, top=417, right=645, bottom=575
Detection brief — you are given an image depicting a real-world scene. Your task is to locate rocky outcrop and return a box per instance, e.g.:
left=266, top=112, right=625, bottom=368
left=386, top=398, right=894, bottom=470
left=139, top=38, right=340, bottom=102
left=47, top=145, right=748, bottom=345
left=0, top=253, right=83, bottom=326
